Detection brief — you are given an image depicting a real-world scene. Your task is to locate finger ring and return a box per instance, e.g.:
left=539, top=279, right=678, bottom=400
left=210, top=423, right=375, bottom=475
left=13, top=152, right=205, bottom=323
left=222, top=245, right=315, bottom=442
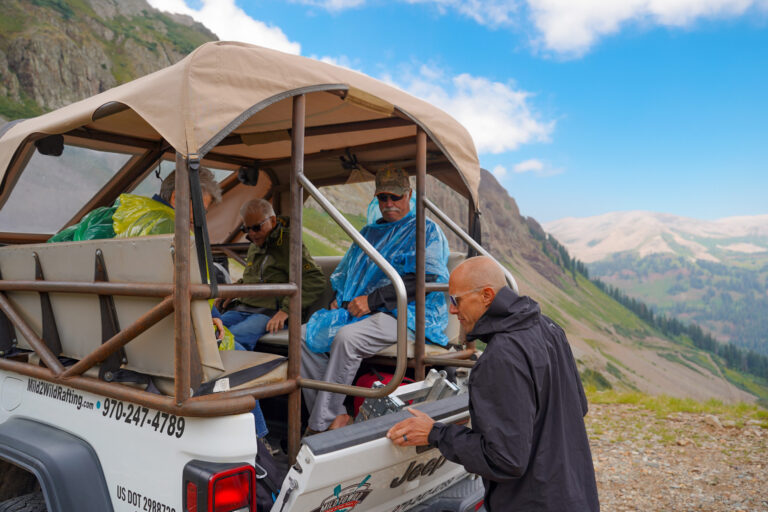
left=403, top=434, right=408, bottom=442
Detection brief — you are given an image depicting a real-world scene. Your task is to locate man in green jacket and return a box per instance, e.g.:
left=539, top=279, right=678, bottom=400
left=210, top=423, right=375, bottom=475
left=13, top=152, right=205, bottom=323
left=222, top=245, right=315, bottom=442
left=219, top=198, right=325, bottom=350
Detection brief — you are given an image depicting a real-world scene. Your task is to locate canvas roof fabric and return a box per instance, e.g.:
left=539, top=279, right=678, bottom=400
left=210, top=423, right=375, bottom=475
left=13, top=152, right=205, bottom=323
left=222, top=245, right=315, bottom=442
left=0, top=41, right=480, bottom=204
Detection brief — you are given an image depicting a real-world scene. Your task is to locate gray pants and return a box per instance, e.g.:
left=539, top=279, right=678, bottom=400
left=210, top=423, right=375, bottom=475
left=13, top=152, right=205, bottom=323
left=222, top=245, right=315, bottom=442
left=301, top=313, right=399, bottom=431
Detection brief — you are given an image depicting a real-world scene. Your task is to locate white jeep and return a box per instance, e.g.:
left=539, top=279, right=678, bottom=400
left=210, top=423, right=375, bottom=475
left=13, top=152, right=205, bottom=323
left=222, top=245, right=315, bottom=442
left=0, top=42, right=516, bottom=512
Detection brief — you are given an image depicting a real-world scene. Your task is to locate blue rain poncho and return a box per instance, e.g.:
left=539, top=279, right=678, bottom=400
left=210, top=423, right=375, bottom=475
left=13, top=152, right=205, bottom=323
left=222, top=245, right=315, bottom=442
left=306, top=208, right=450, bottom=353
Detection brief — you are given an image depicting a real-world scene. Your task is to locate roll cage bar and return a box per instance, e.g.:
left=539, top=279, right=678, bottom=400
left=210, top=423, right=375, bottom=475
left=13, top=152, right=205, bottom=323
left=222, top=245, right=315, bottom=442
left=0, top=92, right=518, bottom=463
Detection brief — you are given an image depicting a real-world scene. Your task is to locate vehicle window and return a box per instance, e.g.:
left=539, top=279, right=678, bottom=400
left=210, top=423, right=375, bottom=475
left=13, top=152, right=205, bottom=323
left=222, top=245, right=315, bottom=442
left=0, top=144, right=133, bottom=234
left=129, top=159, right=232, bottom=198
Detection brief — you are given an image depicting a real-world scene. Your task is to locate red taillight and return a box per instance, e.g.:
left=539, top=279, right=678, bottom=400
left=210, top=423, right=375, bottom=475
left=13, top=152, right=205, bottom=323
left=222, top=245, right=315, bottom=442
left=186, top=482, right=198, bottom=512
left=184, top=460, right=256, bottom=512
left=474, top=499, right=485, bottom=511
left=211, top=468, right=255, bottom=512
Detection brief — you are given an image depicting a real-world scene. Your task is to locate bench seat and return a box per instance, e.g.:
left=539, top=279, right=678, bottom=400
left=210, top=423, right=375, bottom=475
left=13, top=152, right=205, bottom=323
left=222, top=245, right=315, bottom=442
left=0, top=235, right=286, bottom=396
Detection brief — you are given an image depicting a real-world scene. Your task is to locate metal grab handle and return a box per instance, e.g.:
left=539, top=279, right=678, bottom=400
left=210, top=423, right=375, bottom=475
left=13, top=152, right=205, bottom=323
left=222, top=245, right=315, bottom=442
left=424, top=198, right=519, bottom=294
left=297, top=174, right=408, bottom=398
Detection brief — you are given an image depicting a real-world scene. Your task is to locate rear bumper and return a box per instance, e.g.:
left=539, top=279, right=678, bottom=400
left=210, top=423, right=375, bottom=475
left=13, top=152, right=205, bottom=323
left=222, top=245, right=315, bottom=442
left=408, top=474, right=484, bottom=512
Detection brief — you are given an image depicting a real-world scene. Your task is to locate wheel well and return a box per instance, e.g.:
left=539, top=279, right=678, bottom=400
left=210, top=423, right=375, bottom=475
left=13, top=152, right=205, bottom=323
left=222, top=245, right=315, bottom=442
left=0, top=459, right=40, bottom=502
left=0, top=418, right=113, bottom=512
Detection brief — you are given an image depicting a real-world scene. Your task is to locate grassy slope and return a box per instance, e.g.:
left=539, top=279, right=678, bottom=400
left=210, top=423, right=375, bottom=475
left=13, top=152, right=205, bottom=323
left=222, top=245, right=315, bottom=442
left=586, top=387, right=768, bottom=428
left=591, top=251, right=768, bottom=355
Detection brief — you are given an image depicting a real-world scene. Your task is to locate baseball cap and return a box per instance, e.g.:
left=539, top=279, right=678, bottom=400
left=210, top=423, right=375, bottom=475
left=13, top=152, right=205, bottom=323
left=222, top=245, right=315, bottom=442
left=375, top=167, right=411, bottom=196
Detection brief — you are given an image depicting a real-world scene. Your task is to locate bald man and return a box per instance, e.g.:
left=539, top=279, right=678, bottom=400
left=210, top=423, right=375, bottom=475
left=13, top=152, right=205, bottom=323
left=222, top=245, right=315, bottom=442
left=387, top=256, right=599, bottom=512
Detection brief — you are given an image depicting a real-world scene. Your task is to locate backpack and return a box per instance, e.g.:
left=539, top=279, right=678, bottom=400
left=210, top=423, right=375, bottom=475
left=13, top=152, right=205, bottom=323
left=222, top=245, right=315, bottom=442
left=254, top=438, right=286, bottom=512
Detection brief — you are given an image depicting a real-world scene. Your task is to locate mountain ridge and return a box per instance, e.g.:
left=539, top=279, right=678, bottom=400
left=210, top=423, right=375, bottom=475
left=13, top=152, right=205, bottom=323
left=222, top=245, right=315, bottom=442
left=544, top=210, right=768, bottom=263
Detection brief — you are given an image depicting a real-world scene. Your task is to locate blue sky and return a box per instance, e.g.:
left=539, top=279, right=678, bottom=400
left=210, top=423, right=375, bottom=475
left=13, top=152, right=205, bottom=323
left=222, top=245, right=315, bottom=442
left=151, top=0, right=768, bottom=223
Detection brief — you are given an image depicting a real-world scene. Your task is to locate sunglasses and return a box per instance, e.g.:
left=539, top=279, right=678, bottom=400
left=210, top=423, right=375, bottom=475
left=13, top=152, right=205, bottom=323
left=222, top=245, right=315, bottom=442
left=449, top=287, right=485, bottom=307
left=376, top=193, right=405, bottom=203
left=240, top=218, right=270, bottom=233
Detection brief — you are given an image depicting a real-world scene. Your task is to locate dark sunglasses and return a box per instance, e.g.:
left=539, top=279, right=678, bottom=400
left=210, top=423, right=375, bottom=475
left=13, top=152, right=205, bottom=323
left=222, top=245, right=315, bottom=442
left=240, top=218, right=270, bottom=233
left=376, top=193, right=405, bottom=203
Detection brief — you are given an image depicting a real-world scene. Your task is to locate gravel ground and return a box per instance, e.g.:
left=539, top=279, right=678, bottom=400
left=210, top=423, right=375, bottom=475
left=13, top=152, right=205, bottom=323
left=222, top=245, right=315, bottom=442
left=586, top=403, right=767, bottom=511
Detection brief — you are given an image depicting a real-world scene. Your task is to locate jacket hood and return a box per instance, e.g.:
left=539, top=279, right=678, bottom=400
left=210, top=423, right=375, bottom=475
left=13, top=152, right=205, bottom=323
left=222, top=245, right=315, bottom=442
left=467, top=286, right=541, bottom=341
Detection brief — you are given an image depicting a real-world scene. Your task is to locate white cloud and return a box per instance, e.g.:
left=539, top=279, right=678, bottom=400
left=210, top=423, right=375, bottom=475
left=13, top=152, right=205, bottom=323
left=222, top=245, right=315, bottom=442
left=513, top=158, right=543, bottom=173
left=413, top=0, right=768, bottom=55
left=293, top=0, right=367, bottom=9
left=513, top=158, right=562, bottom=176
left=304, top=0, right=767, bottom=56
left=492, top=164, right=508, bottom=177
left=146, top=0, right=301, bottom=54
left=406, top=0, right=519, bottom=26
left=386, top=65, right=554, bottom=154
left=527, top=0, right=767, bottom=56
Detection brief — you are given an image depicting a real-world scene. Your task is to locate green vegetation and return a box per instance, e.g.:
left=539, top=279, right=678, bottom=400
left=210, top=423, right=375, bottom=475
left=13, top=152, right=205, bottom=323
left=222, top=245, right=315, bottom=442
left=656, top=351, right=703, bottom=375
left=719, top=366, right=768, bottom=409
left=605, top=362, right=624, bottom=380
left=678, top=351, right=718, bottom=375
left=593, top=276, right=768, bottom=381
left=0, top=4, right=27, bottom=35
left=303, top=208, right=367, bottom=247
left=154, top=13, right=214, bottom=54
left=585, top=388, right=767, bottom=426
left=31, top=0, right=75, bottom=20
left=581, top=369, right=612, bottom=390
left=302, top=208, right=371, bottom=257
left=590, top=252, right=768, bottom=356
left=0, top=93, right=45, bottom=120
left=302, top=232, right=343, bottom=257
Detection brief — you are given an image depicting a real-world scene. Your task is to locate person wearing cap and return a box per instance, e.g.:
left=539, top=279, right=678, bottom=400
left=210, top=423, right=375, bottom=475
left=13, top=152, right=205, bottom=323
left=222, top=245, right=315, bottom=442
left=301, top=167, right=450, bottom=433
left=217, top=198, right=325, bottom=350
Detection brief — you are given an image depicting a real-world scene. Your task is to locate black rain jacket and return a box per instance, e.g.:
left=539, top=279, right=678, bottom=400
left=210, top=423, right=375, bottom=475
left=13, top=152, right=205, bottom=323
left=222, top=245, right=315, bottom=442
left=428, top=287, right=599, bottom=511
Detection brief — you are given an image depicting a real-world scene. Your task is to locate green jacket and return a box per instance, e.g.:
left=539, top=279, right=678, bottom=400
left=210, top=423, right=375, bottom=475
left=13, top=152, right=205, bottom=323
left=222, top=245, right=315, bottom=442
left=238, top=216, right=325, bottom=314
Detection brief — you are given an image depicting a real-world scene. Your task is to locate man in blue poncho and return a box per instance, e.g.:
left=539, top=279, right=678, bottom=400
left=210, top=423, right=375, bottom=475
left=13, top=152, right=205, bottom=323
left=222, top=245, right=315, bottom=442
left=302, top=168, right=450, bottom=433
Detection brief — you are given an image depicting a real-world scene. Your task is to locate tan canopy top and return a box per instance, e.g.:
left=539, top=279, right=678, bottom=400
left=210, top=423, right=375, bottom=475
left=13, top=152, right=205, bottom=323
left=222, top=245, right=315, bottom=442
left=0, top=41, right=480, bottom=205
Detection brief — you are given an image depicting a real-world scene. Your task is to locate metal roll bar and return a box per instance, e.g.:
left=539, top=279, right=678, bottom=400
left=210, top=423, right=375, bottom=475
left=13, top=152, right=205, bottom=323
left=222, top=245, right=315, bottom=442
left=297, top=173, right=409, bottom=399
left=424, top=197, right=519, bottom=294
left=0, top=280, right=296, bottom=299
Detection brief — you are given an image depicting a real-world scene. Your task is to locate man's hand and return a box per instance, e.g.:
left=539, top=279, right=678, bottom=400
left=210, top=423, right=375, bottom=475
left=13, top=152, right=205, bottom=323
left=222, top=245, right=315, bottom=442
left=347, top=295, right=371, bottom=317
left=266, top=310, right=289, bottom=333
left=386, top=408, right=435, bottom=447
left=212, top=317, right=224, bottom=339
left=329, top=298, right=339, bottom=310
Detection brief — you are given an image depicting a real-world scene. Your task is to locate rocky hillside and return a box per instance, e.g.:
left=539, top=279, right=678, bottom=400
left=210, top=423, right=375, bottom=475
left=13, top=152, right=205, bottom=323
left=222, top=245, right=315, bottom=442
left=0, top=0, right=216, bottom=119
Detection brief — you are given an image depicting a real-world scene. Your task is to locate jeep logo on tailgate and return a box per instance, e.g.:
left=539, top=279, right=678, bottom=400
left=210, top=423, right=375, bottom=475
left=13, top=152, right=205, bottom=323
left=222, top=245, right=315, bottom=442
left=390, top=455, right=447, bottom=488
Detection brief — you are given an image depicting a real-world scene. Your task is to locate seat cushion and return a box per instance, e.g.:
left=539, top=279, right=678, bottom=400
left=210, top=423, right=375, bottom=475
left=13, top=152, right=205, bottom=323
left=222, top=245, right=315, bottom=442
left=218, top=351, right=288, bottom=389
left=153, top=351, right=287, bottom=396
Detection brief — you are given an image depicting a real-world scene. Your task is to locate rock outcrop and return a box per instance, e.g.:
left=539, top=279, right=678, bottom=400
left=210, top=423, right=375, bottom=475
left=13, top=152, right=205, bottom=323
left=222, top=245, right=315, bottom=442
left=0, top=0, right=216, bottom=118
